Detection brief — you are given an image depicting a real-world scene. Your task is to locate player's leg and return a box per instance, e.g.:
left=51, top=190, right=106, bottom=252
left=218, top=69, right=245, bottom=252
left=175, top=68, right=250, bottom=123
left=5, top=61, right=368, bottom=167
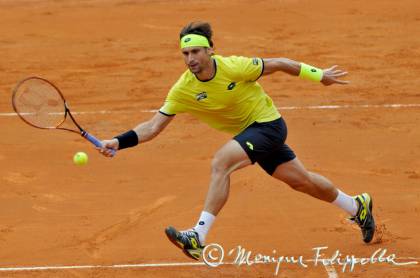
left=165, top=139, right=251, bottom=260
left=253, top=117, right=375, bottom=243
left=269, top=156, right=375, bottom=243
left=271, top=157, right=339, bottom=202
left=203, top=139, right=251, bottom=215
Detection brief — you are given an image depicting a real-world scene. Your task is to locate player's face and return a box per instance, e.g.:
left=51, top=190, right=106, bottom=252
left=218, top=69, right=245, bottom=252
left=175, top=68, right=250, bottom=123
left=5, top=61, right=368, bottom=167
left=182, top=47, right=212, bottom=74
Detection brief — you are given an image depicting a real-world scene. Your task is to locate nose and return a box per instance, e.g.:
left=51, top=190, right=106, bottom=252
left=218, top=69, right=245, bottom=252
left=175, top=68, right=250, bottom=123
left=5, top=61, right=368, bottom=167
left=187, top=54, right=195, bottom=64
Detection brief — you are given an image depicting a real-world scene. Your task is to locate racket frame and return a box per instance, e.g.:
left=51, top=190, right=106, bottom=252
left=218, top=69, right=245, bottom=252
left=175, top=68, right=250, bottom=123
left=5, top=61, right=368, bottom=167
left=12, top=76, right=116, bottom=155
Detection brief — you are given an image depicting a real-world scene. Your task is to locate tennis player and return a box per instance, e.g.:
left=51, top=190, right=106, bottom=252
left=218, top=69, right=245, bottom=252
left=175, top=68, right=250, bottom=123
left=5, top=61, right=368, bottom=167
left=98, top=22, right=375, bottom=260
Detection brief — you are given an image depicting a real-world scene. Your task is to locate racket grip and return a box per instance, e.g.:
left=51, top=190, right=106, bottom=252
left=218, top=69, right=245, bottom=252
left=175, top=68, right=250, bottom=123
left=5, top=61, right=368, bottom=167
left=81, top=131, right=116, bottom=157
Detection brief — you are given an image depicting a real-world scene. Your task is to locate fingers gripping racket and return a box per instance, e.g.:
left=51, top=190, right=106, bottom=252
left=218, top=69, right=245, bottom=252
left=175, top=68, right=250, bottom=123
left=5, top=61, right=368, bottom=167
left=12, top=76, right=116, bottom=156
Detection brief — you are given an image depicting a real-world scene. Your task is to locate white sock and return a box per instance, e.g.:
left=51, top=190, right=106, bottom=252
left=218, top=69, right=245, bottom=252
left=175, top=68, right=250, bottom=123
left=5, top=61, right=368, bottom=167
left=193, top=211, right=216, bottom=245
left=332, top=189, right=358, bottom=216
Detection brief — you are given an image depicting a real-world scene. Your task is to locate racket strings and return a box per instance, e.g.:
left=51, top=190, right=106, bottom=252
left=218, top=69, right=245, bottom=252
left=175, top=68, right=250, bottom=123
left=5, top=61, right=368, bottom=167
left=13, top=78, right=66, bottom=128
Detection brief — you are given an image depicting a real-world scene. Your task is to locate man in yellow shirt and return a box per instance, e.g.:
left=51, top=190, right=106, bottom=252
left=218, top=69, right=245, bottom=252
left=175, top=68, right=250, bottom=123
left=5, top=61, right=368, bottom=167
left=98, top=22, right=375, bottom=260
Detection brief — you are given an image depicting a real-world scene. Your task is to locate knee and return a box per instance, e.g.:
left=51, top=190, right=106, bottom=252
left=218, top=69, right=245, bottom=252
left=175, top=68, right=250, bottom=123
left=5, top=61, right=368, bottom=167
left=211, top=155, right=229, bottom=176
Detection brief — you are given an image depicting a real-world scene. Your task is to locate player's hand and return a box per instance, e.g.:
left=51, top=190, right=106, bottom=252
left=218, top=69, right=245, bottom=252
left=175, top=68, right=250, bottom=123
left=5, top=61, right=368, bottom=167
left=321, top=65, right=350, bottom=86
left=96, top=139, right=119, bottom=157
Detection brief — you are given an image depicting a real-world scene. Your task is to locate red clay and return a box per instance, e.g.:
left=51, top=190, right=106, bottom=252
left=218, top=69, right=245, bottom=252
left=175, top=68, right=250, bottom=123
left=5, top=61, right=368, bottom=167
left=0, top=0, right=419, bottom=277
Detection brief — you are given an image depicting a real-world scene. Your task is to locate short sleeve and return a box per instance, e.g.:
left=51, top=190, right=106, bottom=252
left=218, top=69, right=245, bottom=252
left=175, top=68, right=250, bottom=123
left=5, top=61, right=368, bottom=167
left=233, top=56, right=264, bottom=82
left=159, top=82, right=185, bottom=116
left=159, top=100, right=178, bottom=116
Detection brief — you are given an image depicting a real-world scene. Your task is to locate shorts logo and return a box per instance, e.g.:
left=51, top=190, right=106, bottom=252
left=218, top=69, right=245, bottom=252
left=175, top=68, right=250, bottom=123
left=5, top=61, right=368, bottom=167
left=199, top=221, right=205, bottom=225
left=252, top=58, right=259, bottom=65
left=227, top=82, right=236, bottom=90
left=196, top=92, right=207, bottom=101
left=246, top=141, right=254, bottom=150
left=184, top=37, right=191, bottom=43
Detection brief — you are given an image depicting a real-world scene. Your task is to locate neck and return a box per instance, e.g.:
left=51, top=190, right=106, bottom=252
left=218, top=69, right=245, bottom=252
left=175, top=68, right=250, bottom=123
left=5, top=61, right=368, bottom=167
left=195, top=58, right=215, bottom=81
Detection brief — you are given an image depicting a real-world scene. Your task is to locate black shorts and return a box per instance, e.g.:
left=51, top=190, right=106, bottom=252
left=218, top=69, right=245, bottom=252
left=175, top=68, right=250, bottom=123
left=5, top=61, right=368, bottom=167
left=233, top=117, right=296, bottom=175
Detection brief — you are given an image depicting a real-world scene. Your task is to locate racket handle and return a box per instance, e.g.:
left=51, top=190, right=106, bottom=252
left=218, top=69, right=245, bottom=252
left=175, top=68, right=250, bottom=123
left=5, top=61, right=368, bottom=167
left=81, top=131, right=116, bottom=157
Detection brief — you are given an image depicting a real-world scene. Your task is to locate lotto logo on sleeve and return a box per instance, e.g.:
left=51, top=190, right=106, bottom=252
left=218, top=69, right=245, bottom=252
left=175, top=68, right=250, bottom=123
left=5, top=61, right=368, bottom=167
left=252, top=58, right=259, bottom=65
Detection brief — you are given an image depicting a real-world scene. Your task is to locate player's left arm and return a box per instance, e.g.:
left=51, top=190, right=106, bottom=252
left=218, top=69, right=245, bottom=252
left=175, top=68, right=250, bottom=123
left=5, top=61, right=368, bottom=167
left=262, top=58, right=349, bottom=86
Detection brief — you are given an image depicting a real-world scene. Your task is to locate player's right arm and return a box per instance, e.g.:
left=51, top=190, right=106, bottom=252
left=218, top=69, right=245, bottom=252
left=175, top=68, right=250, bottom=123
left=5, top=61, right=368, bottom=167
left=132, top=112, right=174, bottom=143
left=99, top=75, right=185, bottom=157
left=99, top=112, right=174, bottom=157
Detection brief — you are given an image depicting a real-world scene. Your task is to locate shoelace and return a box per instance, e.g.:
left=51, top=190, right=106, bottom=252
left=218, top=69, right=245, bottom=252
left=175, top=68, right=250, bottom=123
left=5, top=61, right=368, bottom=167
left=179, top=230, right=197, bottom=242
left=349, top=211, right=367, bottom=226
left=348, top=197, right=365, bottom=226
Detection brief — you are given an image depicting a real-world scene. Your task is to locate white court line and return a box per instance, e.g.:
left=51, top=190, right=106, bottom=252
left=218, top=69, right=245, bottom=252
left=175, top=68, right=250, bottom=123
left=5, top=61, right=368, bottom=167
left=1, top=103, right=420, bottom=117
left=0, top=262, right=206, bottom=272
left=277, top=103, right=420, bottom=110
left=0, top=258, right=417, bottom=272
left=0, top=110, right=114, bottom=117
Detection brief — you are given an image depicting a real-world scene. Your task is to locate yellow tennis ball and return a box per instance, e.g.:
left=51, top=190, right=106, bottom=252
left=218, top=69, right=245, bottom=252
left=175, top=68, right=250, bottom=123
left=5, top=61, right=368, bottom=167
left=73, top=152, right=88, bottom=166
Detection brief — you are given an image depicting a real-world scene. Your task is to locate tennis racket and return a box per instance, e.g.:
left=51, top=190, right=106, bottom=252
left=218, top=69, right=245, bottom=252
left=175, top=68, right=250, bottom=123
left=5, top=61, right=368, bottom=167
left=12, top=76, right=116, bottom=156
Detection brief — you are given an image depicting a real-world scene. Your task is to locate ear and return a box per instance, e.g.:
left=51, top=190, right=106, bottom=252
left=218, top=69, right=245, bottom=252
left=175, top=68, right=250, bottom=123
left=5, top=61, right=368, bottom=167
left=206, top=47, right=215, bottom=56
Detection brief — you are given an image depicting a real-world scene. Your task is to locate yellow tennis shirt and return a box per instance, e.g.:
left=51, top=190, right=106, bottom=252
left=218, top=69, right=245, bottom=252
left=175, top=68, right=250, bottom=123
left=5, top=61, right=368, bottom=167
left=159, top=55, right=281, bottom=135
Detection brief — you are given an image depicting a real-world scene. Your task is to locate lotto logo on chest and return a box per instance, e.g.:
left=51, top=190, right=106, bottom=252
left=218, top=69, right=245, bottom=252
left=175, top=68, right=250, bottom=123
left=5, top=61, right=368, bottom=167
left=227, top=82, right=236, bottom=90
left=196, top=92, right=207, bottom=101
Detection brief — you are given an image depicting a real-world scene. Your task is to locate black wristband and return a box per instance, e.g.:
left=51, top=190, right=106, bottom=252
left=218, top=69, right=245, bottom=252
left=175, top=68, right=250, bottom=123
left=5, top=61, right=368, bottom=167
left=114, top=130, right=138, bottom=150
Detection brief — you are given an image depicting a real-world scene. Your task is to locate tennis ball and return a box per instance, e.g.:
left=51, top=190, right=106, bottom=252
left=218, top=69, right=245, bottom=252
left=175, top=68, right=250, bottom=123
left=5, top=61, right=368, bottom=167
left=73, top=152, right=88, bottom=166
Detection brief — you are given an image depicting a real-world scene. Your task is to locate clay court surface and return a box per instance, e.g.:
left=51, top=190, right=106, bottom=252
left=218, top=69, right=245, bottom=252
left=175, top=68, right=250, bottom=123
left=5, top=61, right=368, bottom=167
left=1, top=0, right=419, bottom=277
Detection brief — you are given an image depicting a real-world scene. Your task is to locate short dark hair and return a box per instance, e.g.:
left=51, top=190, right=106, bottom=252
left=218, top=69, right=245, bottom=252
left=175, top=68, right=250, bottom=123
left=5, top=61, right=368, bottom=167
left=179, top=22, right=214, bottom=47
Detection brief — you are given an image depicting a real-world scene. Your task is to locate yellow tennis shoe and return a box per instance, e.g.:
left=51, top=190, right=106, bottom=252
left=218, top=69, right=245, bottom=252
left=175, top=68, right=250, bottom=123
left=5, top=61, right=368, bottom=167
left=349, top=193, right=375, bottom=243
left=165, top=226, right=204, bottom=260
